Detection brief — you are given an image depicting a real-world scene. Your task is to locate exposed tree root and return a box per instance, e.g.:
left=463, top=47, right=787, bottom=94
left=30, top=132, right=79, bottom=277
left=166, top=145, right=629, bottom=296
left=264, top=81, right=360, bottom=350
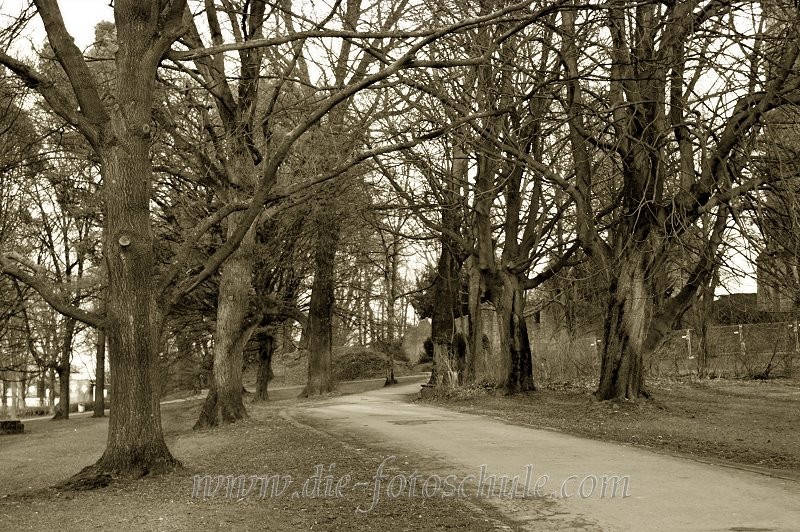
left=55, top=469, right=113, bottom=491
left=194, top=388, right=249, bottom=429
left=56, top=452, right=181, bottom=491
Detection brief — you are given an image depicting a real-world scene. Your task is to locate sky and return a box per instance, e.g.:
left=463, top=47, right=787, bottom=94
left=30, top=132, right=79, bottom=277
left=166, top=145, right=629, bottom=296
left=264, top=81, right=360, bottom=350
left=2, top=0, right=113, bottom=54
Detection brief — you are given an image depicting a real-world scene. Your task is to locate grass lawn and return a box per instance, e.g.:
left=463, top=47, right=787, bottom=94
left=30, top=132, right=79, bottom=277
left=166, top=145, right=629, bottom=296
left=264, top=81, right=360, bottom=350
left=424, top=377, right=800, bottom=478
left=0, top=377, right=513, bottom=531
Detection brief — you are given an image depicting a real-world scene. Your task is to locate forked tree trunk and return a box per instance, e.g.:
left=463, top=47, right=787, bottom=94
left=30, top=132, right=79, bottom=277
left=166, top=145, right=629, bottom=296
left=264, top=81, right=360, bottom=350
left=496, top=273, right=534, bottom=394
left=595, top=258, right=652, bottom=400
left=52, top=318, right=75, bottom=420
left=194, top=222, right=255, bottom=428
left=93, top=328, right=105, bottom=417
left=302, top=209, right=340, bottom=397
left=254, top=332, right=275, bottom=401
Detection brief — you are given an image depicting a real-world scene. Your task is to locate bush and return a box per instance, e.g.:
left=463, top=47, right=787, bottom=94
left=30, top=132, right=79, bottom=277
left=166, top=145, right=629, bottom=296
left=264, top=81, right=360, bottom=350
left=333, top=346, right=389, bottom=381
left=20, top=406, right=50, bottom=418
left=420, top=337, right=434, bottom=364
left=372, top=339, right=410, bottom=362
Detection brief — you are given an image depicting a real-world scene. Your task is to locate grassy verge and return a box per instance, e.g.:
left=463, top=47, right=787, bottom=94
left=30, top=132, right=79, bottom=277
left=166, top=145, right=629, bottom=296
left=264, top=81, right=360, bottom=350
left=422, top=377, right=800, bottom=476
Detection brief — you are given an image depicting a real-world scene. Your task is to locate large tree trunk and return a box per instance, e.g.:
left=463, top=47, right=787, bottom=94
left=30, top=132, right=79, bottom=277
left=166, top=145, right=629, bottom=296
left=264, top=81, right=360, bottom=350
left=385, top=358, right=397, bottom=386
left=496, top=273, right=534, bottom=394
left=430, top=244, right=460, bottom=387
left=465, top=259, right=506, bottom=385
left=595, top=257, right=652, bottom=400
left=83, top=21, right=179, bottom=477
left=53, top=366, right=71, bottom=420
left=302, top=208, right=340, bottom=397
left=465, top=257, right=482, bottom=384
left=254, top=332, right=274, bottom=401
left=52, top=318, right=75, bottom=420
left=93, top=328, right=105, bottom=417
left=194, top=219, right=255, bottom=428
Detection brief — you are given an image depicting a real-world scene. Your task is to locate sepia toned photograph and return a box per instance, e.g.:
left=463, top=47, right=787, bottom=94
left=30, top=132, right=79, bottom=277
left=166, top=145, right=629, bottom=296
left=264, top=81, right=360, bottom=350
left=1, top=1, right=798, bottom=530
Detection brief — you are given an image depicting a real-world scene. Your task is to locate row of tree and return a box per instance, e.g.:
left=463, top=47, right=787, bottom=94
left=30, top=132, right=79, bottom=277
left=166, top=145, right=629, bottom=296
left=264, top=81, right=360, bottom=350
left=1, top=0, right=799, bottom=483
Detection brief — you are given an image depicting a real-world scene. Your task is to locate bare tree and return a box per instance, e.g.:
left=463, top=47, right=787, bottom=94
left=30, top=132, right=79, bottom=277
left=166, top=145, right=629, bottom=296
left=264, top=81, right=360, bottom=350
left=0, top=0, right=552, bottom=481
left=552, top=0, right=800, bottom=399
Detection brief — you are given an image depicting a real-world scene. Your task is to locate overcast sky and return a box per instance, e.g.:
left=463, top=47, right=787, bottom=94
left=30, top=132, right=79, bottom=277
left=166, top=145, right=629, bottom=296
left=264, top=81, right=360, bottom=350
left=2, top=0, right=113, bottom=54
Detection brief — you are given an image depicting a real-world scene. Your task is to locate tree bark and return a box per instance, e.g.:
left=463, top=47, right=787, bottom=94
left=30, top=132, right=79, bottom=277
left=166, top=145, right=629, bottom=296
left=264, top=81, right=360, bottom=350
left=302, top=206, right=340, bottom=397
left=48, top=367, right=55, bottom=410
left=385, top=351, right=398, bottom=386
left=384, top=239, right=399, bottom=386
left=595, top=257, right=651, bottom=401
left=194, top=217, right=255, bottom=428
left=93, top=327, right=105, bottom=417
left=52, top=317, right=75, bottom=420
left=53, top=365, right=70, bottom=420
left=20, top=375, right=27, bottom=406
left=495, top=273, right=534, bottom=394
left=465, top=257, right=482, bottom=384
left=85, top=9, right=181, bottom=476
left=254, top=332, right=274, bottom=401
left=430, top=243, right=460, bottom=387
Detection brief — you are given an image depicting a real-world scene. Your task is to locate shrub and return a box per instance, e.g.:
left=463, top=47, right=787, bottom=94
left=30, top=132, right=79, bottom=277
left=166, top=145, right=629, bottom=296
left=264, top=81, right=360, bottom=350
left=372, top=339, right=410, bottom=362
left=333, top=346, right=389, bottom=381
left=20, top=406, right=50, bottom=418
left=420, top=337, right=434, bottom=364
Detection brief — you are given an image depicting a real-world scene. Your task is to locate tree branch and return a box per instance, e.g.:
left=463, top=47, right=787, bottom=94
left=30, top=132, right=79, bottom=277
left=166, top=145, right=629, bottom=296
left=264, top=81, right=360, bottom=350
left=1, top=252, right=103, bottom=328
left=0, top=51, right=101, bottom=147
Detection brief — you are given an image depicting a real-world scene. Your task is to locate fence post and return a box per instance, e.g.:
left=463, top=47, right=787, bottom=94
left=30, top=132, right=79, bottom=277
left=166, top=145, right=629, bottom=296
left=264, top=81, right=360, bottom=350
left=793, top=320, right=799, bottom=377
left=686, top=328, right=692, bottom=363
left=738, top=324, right=747, bottom=376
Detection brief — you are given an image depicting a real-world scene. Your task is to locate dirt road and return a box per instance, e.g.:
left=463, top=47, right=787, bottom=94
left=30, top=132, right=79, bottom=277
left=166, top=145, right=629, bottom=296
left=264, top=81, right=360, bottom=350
left=294, top=381, right=800, bottom=531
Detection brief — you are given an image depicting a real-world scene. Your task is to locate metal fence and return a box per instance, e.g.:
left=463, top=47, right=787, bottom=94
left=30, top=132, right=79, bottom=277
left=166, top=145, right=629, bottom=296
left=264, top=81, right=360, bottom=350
left=530, top=321, right=799, bottom=382
left=650, top=321, right=798, bottom=378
